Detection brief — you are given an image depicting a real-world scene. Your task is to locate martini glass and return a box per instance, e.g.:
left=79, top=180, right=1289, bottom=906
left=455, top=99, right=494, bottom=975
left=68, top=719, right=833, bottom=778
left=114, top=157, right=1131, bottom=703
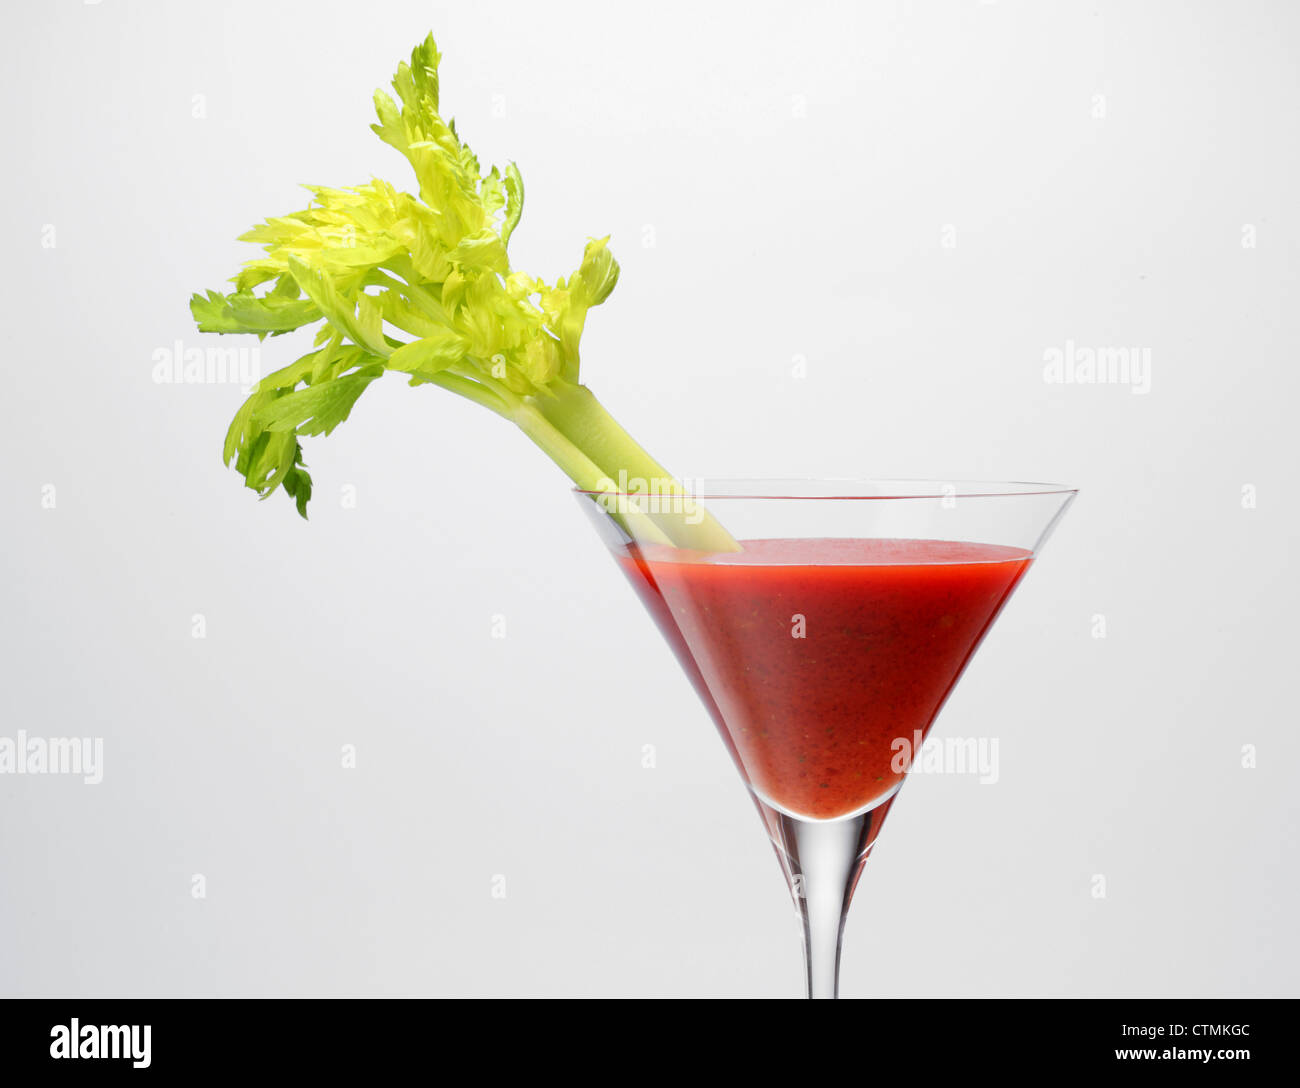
left=576, top=478, right=1076, bottom=998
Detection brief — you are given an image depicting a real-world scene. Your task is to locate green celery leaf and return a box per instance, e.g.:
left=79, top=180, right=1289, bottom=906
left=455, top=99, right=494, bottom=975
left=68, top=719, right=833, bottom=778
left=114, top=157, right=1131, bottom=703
left=387, top=331, right=466, bottom=378
left=252, top=365, right=385, bottom=437
left=190, top=289, right=321, bottom=336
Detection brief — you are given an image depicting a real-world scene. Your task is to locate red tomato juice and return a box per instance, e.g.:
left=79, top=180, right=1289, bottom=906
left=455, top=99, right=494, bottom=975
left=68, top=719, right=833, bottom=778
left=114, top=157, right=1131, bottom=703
left=616, top=537, right=1032, bottom=820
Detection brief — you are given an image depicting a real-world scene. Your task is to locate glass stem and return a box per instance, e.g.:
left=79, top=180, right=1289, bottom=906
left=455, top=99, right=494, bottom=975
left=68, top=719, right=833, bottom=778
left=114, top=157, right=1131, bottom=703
left=757, top=795, right=897, bottom=999
left=794, top=818, right=858, bottom=998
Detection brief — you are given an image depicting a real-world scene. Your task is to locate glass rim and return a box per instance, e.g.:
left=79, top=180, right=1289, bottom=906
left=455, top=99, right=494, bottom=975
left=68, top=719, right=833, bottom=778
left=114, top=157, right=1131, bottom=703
left=572, top=477, right=1079, bottom=501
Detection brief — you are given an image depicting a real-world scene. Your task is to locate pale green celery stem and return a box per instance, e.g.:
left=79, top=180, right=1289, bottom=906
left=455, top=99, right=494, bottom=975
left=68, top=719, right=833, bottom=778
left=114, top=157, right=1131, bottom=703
left=425, top=371, right=509, bottom=415
left=510, top=401, right=674, bottom=547
left=531, top=382, right=739, bottom=551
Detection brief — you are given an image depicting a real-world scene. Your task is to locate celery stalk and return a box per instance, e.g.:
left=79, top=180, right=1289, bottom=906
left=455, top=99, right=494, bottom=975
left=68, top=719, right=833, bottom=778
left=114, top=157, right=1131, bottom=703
left=190, top=32, right=737, bottom=552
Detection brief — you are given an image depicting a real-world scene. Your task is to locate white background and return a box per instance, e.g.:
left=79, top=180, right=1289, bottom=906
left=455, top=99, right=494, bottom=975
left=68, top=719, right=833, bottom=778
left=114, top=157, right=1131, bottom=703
left=2, top=0, right=1295, bottom=996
